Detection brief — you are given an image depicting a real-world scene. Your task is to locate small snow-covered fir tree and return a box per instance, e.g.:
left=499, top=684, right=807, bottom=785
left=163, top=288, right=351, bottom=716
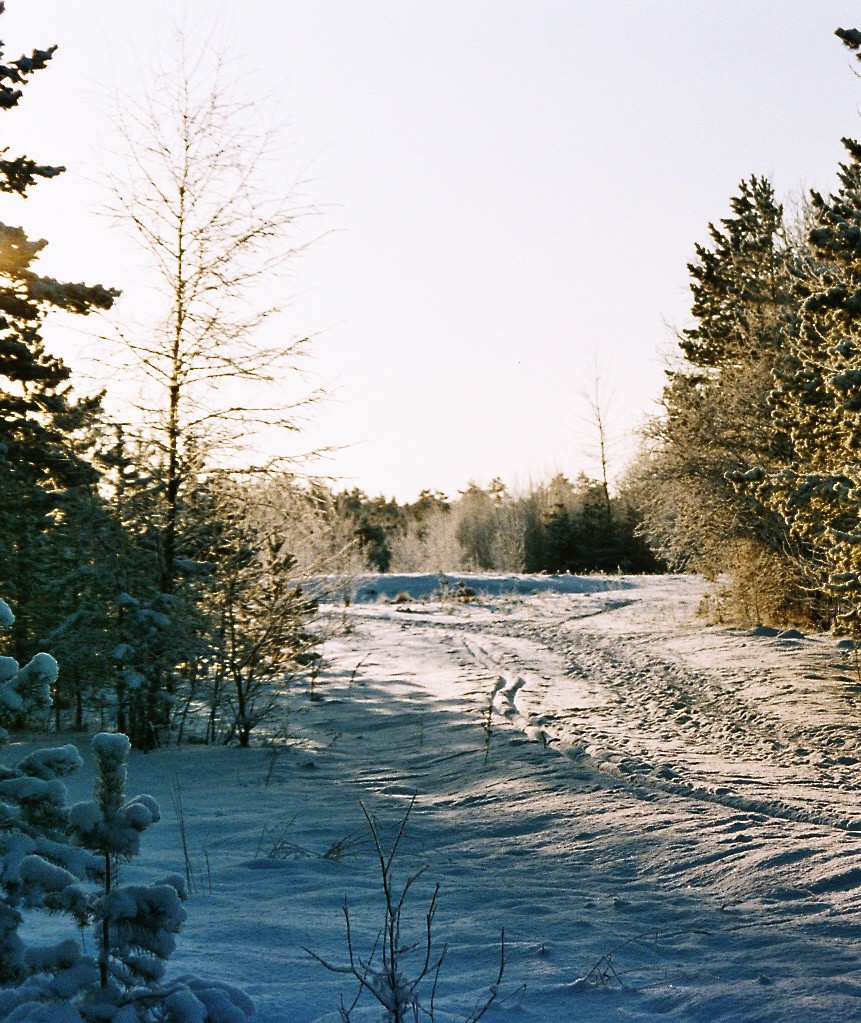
left=0, top=597, right=254, bottom=1022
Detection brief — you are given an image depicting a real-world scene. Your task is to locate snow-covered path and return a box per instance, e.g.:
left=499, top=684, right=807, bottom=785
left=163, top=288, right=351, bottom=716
left=306, top=576, right=861, bottom=1021
left=15, top=574, right=861, bottom=1022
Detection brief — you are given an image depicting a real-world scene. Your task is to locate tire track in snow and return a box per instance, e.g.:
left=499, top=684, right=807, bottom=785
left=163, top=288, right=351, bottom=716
left=412, top=607, right=861, bottom=834
left=328, top=590, right=861, bottom=1017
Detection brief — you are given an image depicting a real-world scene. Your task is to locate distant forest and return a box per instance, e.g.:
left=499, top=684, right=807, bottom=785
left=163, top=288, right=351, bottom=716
left=317, top=477, right=662, bottom=576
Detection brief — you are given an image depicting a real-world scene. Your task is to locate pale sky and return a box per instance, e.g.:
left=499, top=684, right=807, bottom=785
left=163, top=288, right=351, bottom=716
left=6, top=1, right=861, bottom=500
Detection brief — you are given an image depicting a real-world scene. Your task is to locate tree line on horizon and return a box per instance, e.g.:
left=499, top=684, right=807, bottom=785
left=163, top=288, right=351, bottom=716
left=315, top=476, right=663, bottom=576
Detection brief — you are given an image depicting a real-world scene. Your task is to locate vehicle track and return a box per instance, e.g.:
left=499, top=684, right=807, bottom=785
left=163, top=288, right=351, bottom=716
left=384, top=600, right=861, bottom=833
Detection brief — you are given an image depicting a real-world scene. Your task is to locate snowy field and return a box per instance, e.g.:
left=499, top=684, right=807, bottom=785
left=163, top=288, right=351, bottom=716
left=12, top=572, right=861, bottom=1022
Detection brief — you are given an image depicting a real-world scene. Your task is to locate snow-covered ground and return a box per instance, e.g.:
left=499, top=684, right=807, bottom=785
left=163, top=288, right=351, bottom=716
left=11, top=573, right=861, bottom=1022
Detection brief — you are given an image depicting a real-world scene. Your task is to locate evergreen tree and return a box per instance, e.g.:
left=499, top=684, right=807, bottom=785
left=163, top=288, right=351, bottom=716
left=0, top=599, right=254, bottom=1022
left=101, top=433, right=214, bottom=748
left=527, top=473, right=660, bottom=575
left=641, top=177, right=809, bottom=620
left=0, top=6, right=118, bottom=664
left=745, top=131, right=861, bottom=630
left=200, top=475, right=321, bottom=747
left=329, top=489, right=407, bottom=572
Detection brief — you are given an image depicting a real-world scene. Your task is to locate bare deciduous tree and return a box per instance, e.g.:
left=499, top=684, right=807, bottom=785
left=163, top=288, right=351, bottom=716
left=579, top=356, right=617, bottom=526
left=106, top=32, right=319, bottom=596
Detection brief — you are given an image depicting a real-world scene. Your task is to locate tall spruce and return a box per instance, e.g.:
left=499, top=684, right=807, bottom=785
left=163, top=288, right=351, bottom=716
left=641, top=177, right=808, bottom=621
left=748, top=133, right=861, bottom=630
left=729, top=29, right=861, bottom=631
left=0, top=5, right=118, bottom=665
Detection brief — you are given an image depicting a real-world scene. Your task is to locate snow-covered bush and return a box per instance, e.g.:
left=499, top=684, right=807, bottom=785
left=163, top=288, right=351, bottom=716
left=0, top=598, right=254, bottom=1022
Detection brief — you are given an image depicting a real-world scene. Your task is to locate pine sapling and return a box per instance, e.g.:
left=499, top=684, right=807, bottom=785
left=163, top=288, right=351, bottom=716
left=0, top=597, right=255, bottom=1022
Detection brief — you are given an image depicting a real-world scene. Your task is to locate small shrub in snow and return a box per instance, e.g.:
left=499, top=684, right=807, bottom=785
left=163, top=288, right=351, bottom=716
left=307, top=797, right=507, bottom=1023
left=0, top=601, right=254, bottom=1022
left=434, top=577, right=476, bottom=605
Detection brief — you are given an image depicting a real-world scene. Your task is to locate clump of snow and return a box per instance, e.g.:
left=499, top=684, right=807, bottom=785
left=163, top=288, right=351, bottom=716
left=91, top=733, right=131, bottom=760
left=100, top=882, right=187, bottom=959
left=17, top=747, right=83, bottom=781
left=171, top=976, right=256, bottom=1023
left=21, top=653, right=58, bottom=688
left=0, top=599, right=13, bottom=628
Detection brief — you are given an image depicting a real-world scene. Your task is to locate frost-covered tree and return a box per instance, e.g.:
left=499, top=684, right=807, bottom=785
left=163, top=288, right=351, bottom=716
left=99, top=34, right=319, bottom=737
left=105, top=35, right=316, bottom=594
left=741, top=134, right=861, bottom=629
left=194, top=475, right=321, bottom=747
left=727, top=30, right=861, bottom=630
left=639, top=177, right=811, bottom=621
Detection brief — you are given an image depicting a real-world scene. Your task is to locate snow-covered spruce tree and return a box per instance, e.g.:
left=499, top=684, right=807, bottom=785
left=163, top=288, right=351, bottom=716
left=0, top=597, right=101, bottom=1010
left=0, top=599, right=254, bottom=1021
left=739, top=129, right=861, bottom=632
left=640, top=177, right=811, bottom=622
left=68, top=733, right=255, bottom=1021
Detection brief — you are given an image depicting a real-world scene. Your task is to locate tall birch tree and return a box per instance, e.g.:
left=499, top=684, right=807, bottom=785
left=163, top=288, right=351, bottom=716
left=102, top=38, right=319, bottom=743
left=107, top=38, right=316, bottom=599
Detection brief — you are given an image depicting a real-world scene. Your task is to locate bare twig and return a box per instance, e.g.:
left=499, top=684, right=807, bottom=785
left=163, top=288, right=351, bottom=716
left=305, top=798, right=512, bottom=1022
left=348, top=656, right=368, bottom=687
left=573, top=927, right=712, bottom=991
left=169, top=768, right=194, bottom=894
